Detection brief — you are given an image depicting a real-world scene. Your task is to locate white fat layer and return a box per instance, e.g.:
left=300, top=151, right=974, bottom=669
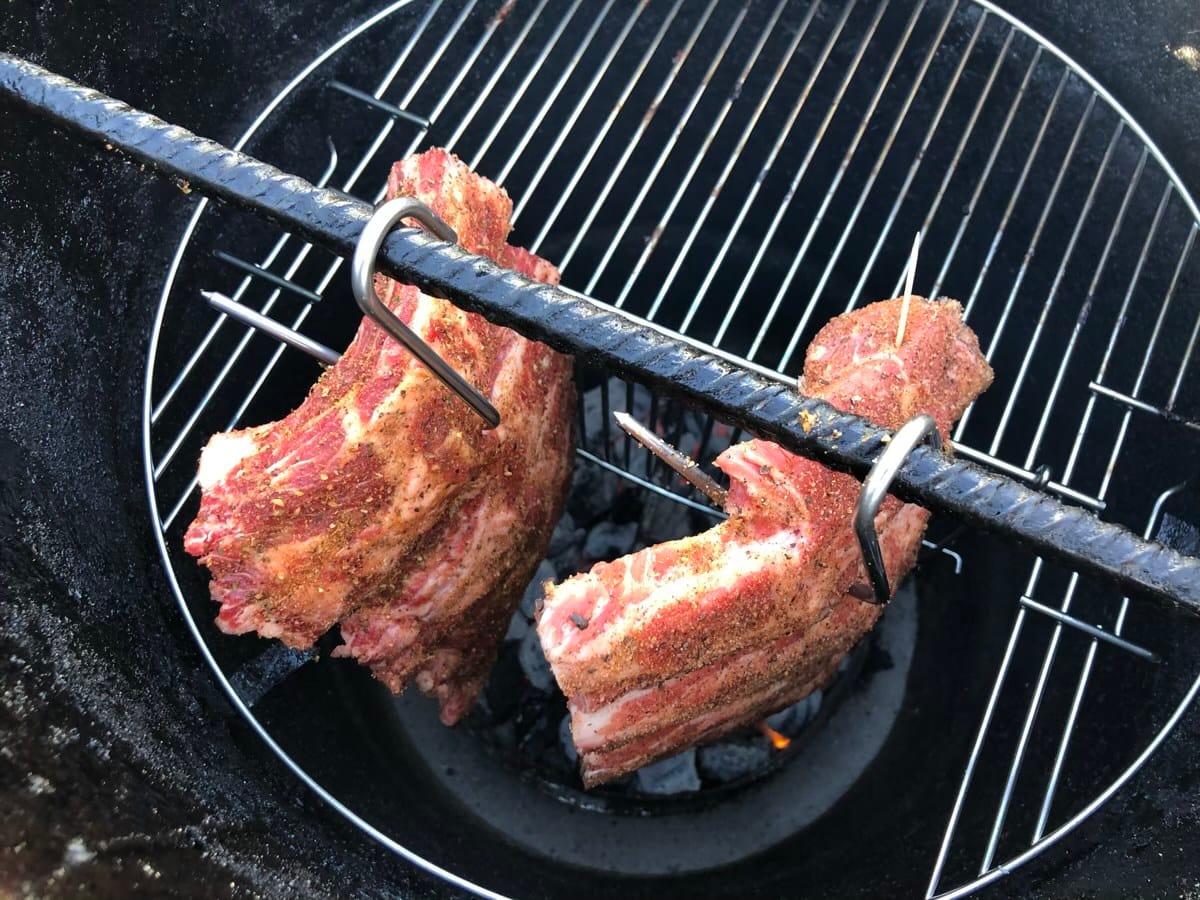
left=198, top=432, right=260, bottom=490
left=553, top=528, right=802, bottom=671
left=570, top=685, right=652, bottom=750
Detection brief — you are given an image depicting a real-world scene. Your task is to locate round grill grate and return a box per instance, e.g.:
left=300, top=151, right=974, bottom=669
left=144, top=1, right=1200, bottom=897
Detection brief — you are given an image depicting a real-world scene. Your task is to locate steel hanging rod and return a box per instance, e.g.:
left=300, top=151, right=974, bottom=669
left=3, top=52, right=1198, bottom=611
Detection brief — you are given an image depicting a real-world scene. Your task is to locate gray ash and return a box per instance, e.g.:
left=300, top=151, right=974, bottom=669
left=697, top=741, right=772, bottom=783
left=634, top=750, right=701, bottom=795
left=467, top=376, right=857, bottom=811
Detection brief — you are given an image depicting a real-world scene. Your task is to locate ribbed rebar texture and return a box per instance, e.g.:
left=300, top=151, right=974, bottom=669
left=3, top=51, right=1198, bottom=610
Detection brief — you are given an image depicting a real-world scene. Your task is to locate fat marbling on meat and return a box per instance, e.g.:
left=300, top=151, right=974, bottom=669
left=184, top=148, right=575, bottom=724
left=537, top=297, right=992, bottom=785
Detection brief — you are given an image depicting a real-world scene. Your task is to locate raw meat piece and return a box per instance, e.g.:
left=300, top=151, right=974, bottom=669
left=567, top=504, right=926, bottom=782
left=538, top=298, right=991, bottom=785
left=185, top=149, right=574, bottom=723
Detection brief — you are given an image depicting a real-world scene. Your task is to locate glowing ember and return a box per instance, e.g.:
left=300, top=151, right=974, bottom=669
left=757, top=721, right=791, bottom=751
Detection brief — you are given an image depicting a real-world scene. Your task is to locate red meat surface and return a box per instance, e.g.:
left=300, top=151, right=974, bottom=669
left=185, top=149, right=575, bottom=724
left=538, top=297, right=992, bottom=785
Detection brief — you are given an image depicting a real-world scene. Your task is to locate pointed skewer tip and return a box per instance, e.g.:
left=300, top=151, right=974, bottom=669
left=895, top=231, right=921, bottom=348
left=612, top=411, right=727, bottom=508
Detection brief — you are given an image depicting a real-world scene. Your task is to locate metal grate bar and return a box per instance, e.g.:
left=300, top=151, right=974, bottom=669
left=149, top=0, right=461, bottom=475
left=149, top=0, right=450, bottom=527
left=601, top=0, right=796, bottom=309
left=532, top=0, right=722, bottom=263
left=691, top=0, right=863, bottom=339
left=886, top=25, right=1017, bottom=305
left=488, top=0, right=626, bottom=187
left=1167, top=328, right=1200, bottom=412
left=1104, top=224, right=1197, bottom=438
left=1001, top=114, right=1127, bottom=464
left=582, top=0, right=760, bottom=302
left=153, top=268, right=302, bottom=480
left=937, top=182, right=1197, bottom=888
left=926, top=44, right=1045, bottom=311
left=464, top=0, right=600, bottom=172
left=948, top=62, right=1069, bottom=443
left=161, top=1, right=683, bottom=521
left=213, top=250, right=324, bottom=303
left=1079, top=184, right=1172, bottom=411
left=1018, top=235, right=1200, bottom=839
left=951, top=435, right=1103, bottom=511
left=929, top=183, right=1184, bottom=872
left=928, top=183, right=1164, bottom=885
left=149, top=0, right=448, bottom=429
left=978, top=566, right=1073, bottom=874
left=980, top=96, right=1090, bottom=369
left=1019, top=135, right=1140, bottom=469
left=163, top=288, right=335, bottom=530
left=983, top=94, right=1102, bottom=456
left=329, top=79, right=430, bottom=128
left=718, top=0, right=894, bottom=350
left=964, top=65, right=1073, bottom=340
left=1032, top=619, right=1105, bottom=843
left=511, top=0, right=685, bottom=223
left=204, top=291, right=339, bottom=365
left=843, top=7, right=992, bottom=312
left=1089, top=382, right=1200, bottom=432
left=926, top=577, right=1031, bottom=897
left=147, top=0, right=449, bottom=425
left=149, top=147, right=338, bottom=426
left=631, top=0, right=828, bottom=318
left=811, top=0, right=960, bottom=321
left=445, top=0, right=564, bottom=157
left=161, top=476, right=198, bottom=532
left=766, top=0, right=928, bottom=369
left=151, top=146, right=344, bottom=482
left=1167, top=271, right=1200, bottom=409
left=784, top=0, right=964, bottom=367
left=1018, top=596, right=1158, bottom=662
left=741, top=0, right=908, bottom=354
left=342, top=0, right=487, bottom=193
left=151, top=22, right=476, bottom=481
left=1030, top=157, right=1152, bottom=497
left=1033, top=483, right=1183, bottom=840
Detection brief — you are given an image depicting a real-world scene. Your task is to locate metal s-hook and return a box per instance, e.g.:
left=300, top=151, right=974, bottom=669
left=854, top=414, right=942, bottom=605
left=350, top=197, right=501, bottom=428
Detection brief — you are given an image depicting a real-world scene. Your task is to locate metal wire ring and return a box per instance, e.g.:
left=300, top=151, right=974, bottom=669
left=350, top=197, right=501, bottom=428
left=854, top=414, right=943, bottom=605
